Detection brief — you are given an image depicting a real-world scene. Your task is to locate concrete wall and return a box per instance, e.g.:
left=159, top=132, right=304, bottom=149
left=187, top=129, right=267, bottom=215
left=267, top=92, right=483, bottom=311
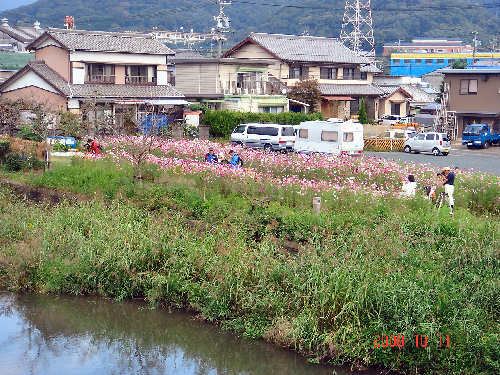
left=0, top=86, right=66, bottom=111
left=35, top=45, right=70, bottom=81
left=445, top=73, right=500, bottom=112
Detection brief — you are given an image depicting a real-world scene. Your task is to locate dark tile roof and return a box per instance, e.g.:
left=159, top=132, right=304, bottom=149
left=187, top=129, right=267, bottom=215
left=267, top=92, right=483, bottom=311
left=247, top=33, right=368, bottom=64
left=319, top=83, right=383, bottom=96
left=12, top=61, right=183, bottom=98
left=360, top=64, right=382, bottom=73
left=0, top=25, right=35, bottom=43
left=30, top=28, right=174, bottom=55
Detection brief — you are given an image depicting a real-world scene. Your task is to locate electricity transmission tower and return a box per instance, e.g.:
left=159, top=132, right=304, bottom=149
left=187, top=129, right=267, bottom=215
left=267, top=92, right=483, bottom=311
left=340, top=0, right=375, bottom=57
left=213, top=0, right=231, bottom=57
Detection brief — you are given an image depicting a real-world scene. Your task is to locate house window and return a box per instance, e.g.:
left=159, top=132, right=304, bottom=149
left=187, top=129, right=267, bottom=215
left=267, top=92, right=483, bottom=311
left=437, top=59, right=444, bottom=64
left=259, top=106, right=284, bottom=114
left=391, top=102, right=401, bottom=115
left=343, top=68, right=355, bottom=80
left=425, top=59, right=434, bottom=65
left=321, top=131, right=338, bottom=142
left=87, top=64, right=115, bottom=83
left=289, top=66, right=308, bottom=79
left=460, top=79, right=478, bottom=95
left=299, top=129, right=309, bottom=139
left=360, top=72, right=367, bottom=80
left=125, top=65, right=157, bottom=84
left=320, top=67, right=338, bottom=80
left=393, top=59, right=400, bottom=66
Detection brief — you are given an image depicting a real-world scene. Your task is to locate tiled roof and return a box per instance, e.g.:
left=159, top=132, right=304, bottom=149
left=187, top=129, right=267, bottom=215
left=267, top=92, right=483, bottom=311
left=400, top=84, right=437, bottom=103
left=0, top=25, right=35, bottom=43
left=319, top=83, right=383, bottom=96
left=246, top=33, right=369, bottom=64
left=30, top=28, right=174, bottom=55
left=360, top=64, right=382, bottom=73
left=173, top=49, right=206, bottom=60
left=15, top=61, right=183, bottom=98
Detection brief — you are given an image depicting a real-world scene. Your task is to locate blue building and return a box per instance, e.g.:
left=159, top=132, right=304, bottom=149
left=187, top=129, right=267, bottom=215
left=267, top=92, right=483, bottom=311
left=390, top=52, right=500, bottom=77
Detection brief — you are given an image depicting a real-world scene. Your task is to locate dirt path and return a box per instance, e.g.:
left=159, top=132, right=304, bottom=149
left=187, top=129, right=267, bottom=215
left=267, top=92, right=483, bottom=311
left=0, top=179, right=91, bottom=205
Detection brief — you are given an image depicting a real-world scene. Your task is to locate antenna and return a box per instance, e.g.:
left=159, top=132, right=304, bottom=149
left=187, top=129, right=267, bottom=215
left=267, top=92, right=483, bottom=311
left=340, top=0, right=375, bottom=57
left=214, top=0, right=231, bottom=57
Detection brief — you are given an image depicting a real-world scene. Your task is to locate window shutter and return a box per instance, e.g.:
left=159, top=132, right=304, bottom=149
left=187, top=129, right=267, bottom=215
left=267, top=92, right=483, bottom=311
left=468, top=79, right=478, bottom=93
left=460, top=80, right=469, bottom=94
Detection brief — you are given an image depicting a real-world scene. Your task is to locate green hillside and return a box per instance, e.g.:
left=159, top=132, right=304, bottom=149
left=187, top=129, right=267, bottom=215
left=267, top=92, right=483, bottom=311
left=1, top=0, right=499, bottom=52
left=0, top=52, right=33, bottom=70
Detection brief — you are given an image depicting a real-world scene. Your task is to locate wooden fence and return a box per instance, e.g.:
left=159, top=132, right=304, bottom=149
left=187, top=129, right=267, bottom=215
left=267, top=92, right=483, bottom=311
left=0, top=136, right=47, bottom=160
left=364, top=138, right=405, bottom=152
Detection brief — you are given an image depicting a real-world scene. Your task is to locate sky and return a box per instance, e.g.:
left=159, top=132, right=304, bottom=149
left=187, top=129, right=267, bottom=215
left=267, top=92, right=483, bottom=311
left=0, top=0, right=37, bottom=12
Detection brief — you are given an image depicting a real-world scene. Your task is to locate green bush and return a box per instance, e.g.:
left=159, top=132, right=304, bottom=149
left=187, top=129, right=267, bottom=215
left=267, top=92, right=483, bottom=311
left=202, top=110, right=323, bottom=138
left=0, top=140, right=10, bottom=161
left=52, top=142, right=70, bottom=152
left=17, top=126, right=43, bottom=142
left=3, top=152, right=26, bottom=171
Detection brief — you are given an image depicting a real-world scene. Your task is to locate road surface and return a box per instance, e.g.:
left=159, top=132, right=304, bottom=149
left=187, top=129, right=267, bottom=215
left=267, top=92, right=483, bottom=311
left=365, top=144, right=500, bottom=176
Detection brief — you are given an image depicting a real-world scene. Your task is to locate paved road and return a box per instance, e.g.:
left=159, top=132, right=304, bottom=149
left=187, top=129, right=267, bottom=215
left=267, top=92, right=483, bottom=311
left=365, top=144, right=500, bottom=176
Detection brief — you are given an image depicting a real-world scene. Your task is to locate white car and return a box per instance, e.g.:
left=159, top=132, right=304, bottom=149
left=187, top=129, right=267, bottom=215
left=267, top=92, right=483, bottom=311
left=230, top=123, right=296, bottom=152
left=382, top=129, right=417, bottom=140
left=404, top=132, right=451, bottom=156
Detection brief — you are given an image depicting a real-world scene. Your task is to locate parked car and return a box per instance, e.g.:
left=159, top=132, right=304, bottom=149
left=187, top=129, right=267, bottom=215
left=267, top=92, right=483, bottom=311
left=404, top=132, right=451, bottom=156
left=294, top=120, right=364, bottom=156
left=462, top=123, right=500, bottom=149
left=230, top=123, right=296, bottom=151
left=382, top=129, right=417, bottom=140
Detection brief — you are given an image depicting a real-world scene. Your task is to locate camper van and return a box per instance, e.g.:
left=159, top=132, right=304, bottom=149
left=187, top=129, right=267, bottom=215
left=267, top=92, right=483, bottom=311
left=293, top=120, right=364, bottom=156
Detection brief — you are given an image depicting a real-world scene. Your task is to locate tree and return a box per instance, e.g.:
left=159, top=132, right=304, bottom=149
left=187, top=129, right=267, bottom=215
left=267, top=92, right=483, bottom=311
left=358, top=97, right=368, bottom=124
left=288, top=79, right=322, bottom=113
left=452, top=59, right=467, bottom=69
left=0, top=99, right=24, bottom=136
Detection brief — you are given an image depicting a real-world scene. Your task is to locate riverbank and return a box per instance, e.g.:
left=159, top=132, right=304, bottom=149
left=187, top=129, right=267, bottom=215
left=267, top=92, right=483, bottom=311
left=0, top=150, right=499, bottom=374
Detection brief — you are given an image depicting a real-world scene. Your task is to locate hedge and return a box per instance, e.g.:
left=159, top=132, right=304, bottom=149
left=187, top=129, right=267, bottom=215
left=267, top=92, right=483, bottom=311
left=201, top=110, right=323, bottom=138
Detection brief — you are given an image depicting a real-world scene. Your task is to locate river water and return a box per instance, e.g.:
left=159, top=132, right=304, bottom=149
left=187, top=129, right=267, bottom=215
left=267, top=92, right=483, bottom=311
left=0, top=293, right=373, bottom=375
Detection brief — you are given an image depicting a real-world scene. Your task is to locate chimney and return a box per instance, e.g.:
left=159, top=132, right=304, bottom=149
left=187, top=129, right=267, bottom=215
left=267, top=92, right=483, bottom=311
left=1, top=18, right=8, bottom=27
left=33, top=21, right=41, bottom=30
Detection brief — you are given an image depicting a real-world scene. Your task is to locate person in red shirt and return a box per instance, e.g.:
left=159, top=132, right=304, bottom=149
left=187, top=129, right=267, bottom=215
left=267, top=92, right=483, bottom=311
left=85, top=138, right=101, bottom=155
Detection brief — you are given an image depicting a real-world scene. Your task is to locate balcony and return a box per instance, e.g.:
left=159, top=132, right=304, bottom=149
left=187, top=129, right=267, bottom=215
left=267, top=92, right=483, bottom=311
left=87, top=75, right=115, bottom=84
left=222, top=79, right=271, bottom=95
left=125, top=76, right=156, bottom=85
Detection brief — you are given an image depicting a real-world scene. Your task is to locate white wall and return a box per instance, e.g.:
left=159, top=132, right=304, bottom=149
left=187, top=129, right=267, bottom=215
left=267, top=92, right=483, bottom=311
left=2, top=70, right=59, bottom=94
left=70, top=51, right=167, bottom=65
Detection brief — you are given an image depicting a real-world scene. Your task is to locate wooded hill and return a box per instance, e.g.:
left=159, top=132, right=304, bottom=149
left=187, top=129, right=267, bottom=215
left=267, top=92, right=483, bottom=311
left=2, top=0, right=499, bottom=52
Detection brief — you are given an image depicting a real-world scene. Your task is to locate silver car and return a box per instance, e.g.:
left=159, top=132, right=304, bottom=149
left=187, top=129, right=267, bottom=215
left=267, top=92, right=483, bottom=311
left=404, top=132, right=451, bottom=156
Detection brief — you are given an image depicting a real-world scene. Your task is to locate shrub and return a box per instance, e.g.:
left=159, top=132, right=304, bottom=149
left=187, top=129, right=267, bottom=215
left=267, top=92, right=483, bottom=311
left=3, top=152, right=26, bottom=171
left=202, top=110, right=323, bottom=138
left=0, top=139, right=9, bottom=161
left=17, top=126, right=43, bottom=142
left=52, top=142, right=70, bottom=152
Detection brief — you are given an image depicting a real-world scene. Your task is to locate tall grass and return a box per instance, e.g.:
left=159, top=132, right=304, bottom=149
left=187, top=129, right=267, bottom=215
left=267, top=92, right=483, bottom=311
left=0, top=175, right=498, bottom=374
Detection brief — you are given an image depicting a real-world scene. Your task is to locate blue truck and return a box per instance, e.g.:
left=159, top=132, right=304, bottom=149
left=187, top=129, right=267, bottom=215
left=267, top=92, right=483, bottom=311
left=462, top=123, right=500, bottom=149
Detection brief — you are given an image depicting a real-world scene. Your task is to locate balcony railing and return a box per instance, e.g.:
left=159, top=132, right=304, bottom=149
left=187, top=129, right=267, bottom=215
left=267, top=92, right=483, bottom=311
left=222, top=79, right=271, bottom=95
left=87, top=75, right=115, bottom=84
left=125, top=76, right=156, bottom=84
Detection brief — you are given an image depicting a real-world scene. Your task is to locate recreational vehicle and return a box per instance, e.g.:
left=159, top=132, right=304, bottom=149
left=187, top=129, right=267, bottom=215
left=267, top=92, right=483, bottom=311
left=293, top=120, right=364, bottom=156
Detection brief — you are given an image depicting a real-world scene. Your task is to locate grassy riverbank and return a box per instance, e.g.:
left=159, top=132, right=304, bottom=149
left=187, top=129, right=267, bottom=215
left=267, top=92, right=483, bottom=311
left=0, top=157, right=499, bottom=375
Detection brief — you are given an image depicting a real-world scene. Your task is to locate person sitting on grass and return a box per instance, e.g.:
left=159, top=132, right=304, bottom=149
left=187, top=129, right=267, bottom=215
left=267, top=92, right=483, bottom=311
left=401, top=174, right=417, bottom=197
left=228, top=150, right=243, bottom=168
left=205, top=147, right=219, bottom=163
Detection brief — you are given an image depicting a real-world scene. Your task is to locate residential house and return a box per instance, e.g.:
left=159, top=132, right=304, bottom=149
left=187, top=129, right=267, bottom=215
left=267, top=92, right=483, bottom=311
left=0, top=18, right=43, bottom=52
left=0, top=28, right=185, bottom=126
left=441, top=68, right=500, bottom=135
left=223, top=33, right=383, bottom=119
left=174, top=56, right=290, bottom=113
left=374, top=76, right=437, bottom=117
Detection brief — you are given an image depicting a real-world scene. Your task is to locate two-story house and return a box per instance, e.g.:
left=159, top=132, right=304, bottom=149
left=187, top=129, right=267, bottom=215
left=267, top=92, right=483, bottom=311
left=441, top=68, right=500, bottom=136
left=223, top=33, right=383, bottom=119
left=0, top=28, right=185, bottom=125
left=174, top=56, right=291, bottom=113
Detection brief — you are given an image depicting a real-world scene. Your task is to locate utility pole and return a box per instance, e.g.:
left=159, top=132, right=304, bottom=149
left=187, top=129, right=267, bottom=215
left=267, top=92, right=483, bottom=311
left=214, top=0, right=231, bottom=57
left=340, top=0, right=375, bottom=57
left=472, top=31, right=478, bottom=67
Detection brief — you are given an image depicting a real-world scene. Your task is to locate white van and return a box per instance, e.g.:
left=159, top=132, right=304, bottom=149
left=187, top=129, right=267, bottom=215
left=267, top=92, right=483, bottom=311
left=293, top=120, right=364, bottom=156
left=230, top=123, right=295, bottom=151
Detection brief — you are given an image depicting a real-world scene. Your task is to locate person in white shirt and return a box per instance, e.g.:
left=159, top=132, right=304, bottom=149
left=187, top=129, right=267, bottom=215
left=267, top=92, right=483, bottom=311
left=401, top=174, right=417, bottom=197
